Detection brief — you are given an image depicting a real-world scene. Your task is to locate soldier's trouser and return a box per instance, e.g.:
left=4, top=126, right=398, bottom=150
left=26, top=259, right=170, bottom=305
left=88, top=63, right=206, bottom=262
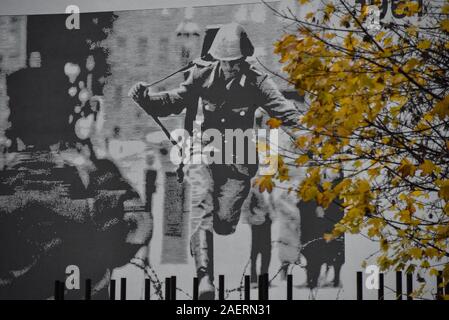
left=187, top=164, right=251, bottom=279
left=250, top=220, right=272, bottom=282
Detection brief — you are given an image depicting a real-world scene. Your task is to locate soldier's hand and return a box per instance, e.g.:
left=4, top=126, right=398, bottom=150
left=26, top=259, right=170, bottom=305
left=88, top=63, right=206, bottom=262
left=128, top=82, right=149, bottom=105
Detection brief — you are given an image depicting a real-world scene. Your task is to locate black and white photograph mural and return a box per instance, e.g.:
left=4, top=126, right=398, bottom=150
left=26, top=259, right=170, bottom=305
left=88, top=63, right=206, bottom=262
left=0, top=1, right=344, bottom=300
left=0, top=0, right=447, bottom=301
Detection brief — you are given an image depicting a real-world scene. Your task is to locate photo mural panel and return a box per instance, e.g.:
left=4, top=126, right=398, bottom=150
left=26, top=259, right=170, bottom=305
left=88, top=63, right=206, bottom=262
left=0, top=1, right=347, bottom=300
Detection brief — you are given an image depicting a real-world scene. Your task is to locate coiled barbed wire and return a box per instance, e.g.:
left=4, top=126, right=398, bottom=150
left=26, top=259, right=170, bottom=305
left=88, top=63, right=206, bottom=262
left=129, top=235, right=341, bottom=300
left=144, top=263, right=164, bottom=300
left=222, top=236, right=330, bottom=299
left=129, top=258, right=164, bottom=300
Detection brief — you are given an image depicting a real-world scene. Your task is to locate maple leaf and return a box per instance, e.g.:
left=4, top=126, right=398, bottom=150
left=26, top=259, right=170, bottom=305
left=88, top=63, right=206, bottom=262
left=441, top=19, right=449, bottom=32
left=398, top=159, right=416, bottom=178
left=256, top=175, right=275, bottom=193
left=266, top=118, right=282, bottom=129
left=419, top=159, right=436, bottom=176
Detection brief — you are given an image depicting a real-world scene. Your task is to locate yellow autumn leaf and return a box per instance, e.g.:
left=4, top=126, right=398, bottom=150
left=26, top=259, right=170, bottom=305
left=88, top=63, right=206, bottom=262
left=346, top=207, right=365, bottom=219
left=321, top=143, right=336, bottom=159
left=278, top=165, right=290, bottom=182
left=399, top=209, right=412, bottom=223
left=398, top=158, right=416, bottom=178
left=380, top=239, right=389, bottom=252
left=406, top=25, right=417, bottom=37
left=324, top=3, right=335, bottom=15
left=411, top=190, right=423, bottom=197
left=430, top=268, right=439, bottom=277
left=403, top=58, right=421, bottom=72
left=302, top=185, right=319, bottom=201
left=305, top=12, right=314, bottom=20
left=404, top=2, right=420, bottom=16
left=357, top=179, right=371, bottom=193
left=409, top=247, right=423, bottom=259
left=399, top=193, right=409, bottom=201
left=323, top=233, right=334, bottom=242
left=443, top=4, right=449, bottom=14
left=441, top=19, right=449, bottom=32
left=423, top=113, right=434, bottom=122
left=295, top=135, right=309, bottom=148
left=266, top=118, right=282, bottom=129
left=390, top=105, right=402, bottom=117
left=432, top=95, right=449, bottom=120
left=353, top=160, right=363, bottom=168
left=256, top=175, right=275, bottom=193
left=368, top=167, right=381, bottom=179
left=419, top=159, right=436, bottom=176
left=437, top=179, right=449, bottom=201
left=417, top=39, right=431, bottom=50
left=295, top=154, right=309, bottom=166
left=384, top=37, right=393, bottom=46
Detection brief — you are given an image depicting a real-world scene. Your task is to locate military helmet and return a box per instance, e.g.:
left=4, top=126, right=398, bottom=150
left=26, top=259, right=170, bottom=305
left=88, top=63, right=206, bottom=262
left=208, top=22, right=254, bottom=61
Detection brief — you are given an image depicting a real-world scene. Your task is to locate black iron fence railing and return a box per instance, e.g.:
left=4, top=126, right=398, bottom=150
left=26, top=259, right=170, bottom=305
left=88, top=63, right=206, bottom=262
left=53, top=272, right=448, bottom=300
left=356, top=271, right=449, bottom=301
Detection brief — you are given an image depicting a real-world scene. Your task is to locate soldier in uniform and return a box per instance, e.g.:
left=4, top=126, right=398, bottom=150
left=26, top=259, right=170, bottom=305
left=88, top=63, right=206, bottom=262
left=130, top=22, right=302, bottom=299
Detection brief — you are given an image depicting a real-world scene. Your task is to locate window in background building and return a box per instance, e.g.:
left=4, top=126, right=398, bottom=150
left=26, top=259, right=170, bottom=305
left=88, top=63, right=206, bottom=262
left=158, top=37, right=169, bottom=64
left=137, top=37, right=148, bottom=66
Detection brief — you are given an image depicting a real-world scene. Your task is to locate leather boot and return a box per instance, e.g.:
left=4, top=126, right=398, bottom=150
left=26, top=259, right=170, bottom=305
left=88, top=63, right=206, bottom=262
left=198, top=269, right=215, bottom=300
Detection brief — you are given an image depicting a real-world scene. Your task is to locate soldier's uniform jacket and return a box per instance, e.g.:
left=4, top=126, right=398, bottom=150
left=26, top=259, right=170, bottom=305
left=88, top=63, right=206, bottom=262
left=0, top=150, right=151, bottom=299
left=142, top=60, right=301, bottom=177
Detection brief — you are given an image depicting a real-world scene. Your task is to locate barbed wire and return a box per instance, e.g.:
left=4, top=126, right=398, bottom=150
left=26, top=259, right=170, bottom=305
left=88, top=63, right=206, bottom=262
left=144, top=263, right=164, bottom=300
left=382, top=284, right=434, bottom=301
left=175, top=286, right=193, bottom=300
left=129, top=234, right=343, bottom=300
left=221, top=236, right=332, bottom=299
left=129, top=259, right=164, bottom=300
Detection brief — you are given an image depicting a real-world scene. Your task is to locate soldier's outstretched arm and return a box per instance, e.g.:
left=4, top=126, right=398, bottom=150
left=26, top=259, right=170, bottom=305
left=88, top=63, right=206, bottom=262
left=129, top=67, right=199, bottom=117
left=258, top=76, right=302, bottom=140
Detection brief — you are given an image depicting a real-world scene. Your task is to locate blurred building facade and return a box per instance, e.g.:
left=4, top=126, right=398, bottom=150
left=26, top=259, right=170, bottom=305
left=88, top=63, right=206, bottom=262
left=0, top=1, right=301, bottom=145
